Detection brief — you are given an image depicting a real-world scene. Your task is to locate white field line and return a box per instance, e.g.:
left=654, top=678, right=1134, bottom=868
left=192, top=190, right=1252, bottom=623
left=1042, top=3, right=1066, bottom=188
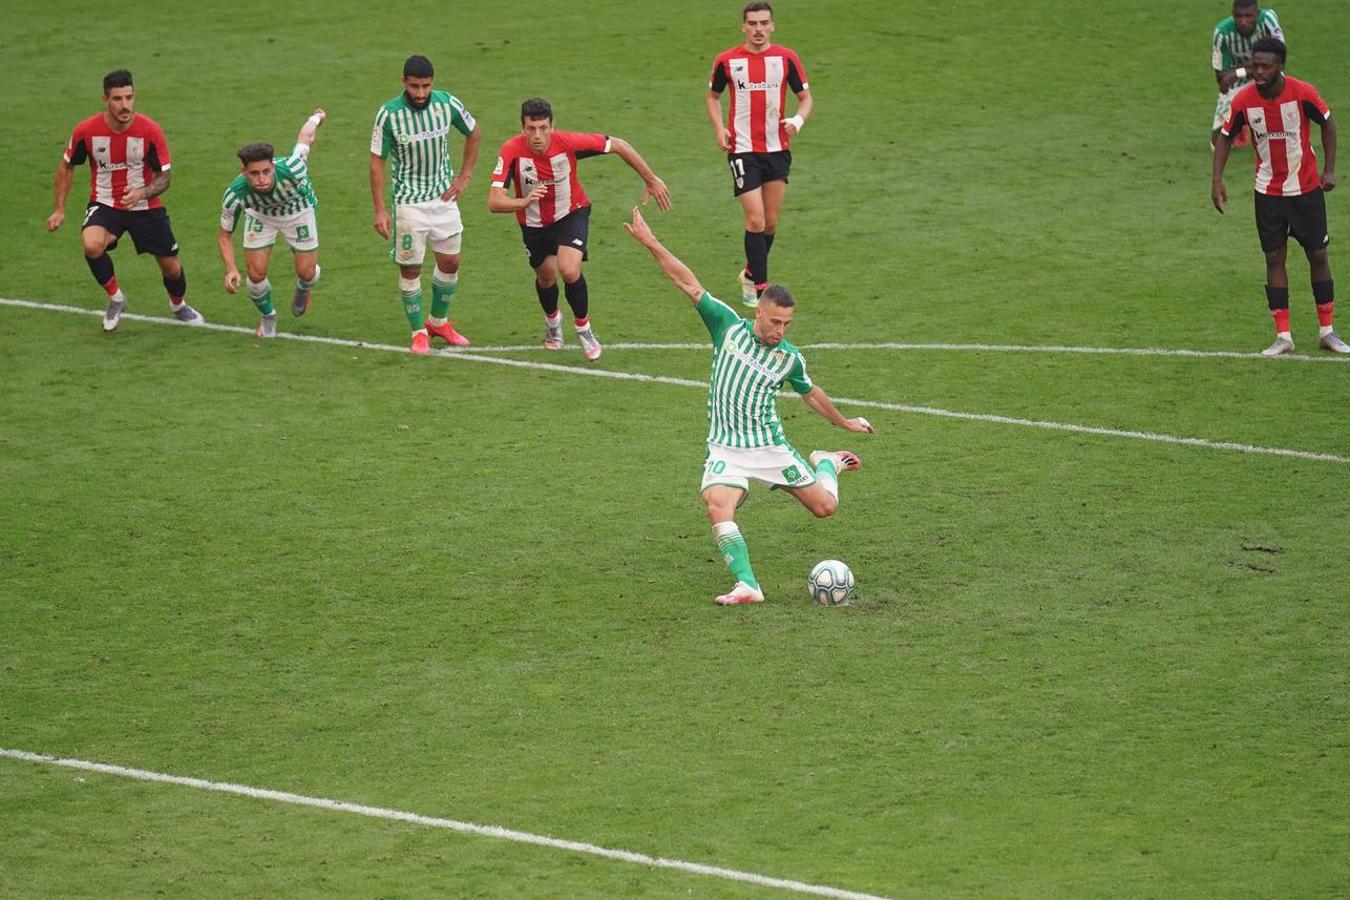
left=4, top=297, right=1347, bottom=464
left=0, top=748, right=893, bottom=900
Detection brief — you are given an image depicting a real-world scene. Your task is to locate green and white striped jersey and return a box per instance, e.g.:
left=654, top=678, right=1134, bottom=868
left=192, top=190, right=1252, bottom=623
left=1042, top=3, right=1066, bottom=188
left=371, top=90, right=476, bottom=205
left=220, top=143, right=317, bottom=231
left=1212, top=9, right=1283, bottom=73
left=697, top=292, right=813, bottom=449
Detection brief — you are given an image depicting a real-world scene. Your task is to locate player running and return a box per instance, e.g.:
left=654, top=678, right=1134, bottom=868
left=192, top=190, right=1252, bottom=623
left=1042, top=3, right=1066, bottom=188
left=706, top=1, right=812, bottom=307
left=488, top=98, right=670, bottom=360
left=1212, top=37, right=1348, bottom=355
left=46, top=69, right=203, bottom=332
left=218, top=109, right=326, bottom=337
left=623, top=206, right=875, bottom=606
left=371, top=55, right=481, bottom=354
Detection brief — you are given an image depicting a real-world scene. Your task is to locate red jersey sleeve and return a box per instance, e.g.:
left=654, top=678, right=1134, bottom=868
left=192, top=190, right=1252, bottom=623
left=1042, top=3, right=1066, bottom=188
left=490, top=141, right=518, bottom=191
left=63, top=120, right=90, bottom=165
left=785, top=49, right=809, bottom=92
left=561, top=131, right=610, bottom=158
left=709, top=53, right=729, bottom=93
left=146, top=118, right=171, bottom=172
left=1297, top=80, right=1331, bottom=124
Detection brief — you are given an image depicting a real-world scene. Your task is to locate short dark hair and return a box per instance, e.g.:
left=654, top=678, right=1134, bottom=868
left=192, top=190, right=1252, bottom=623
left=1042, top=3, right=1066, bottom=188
left=1233, top=0, right=1258, bottom=9
left=1252, top=36, right=1286, bottom=62
left=761, top=284, right=794, bottom=308
left=403, top=55, right=434, bottom=78
left=102, top=69, right=133, bottom=96
left=237, top=143, right=275, bottom=166
left=521, top=97, right=553, bottom=122
left=743, top=1, right=773, bottom=20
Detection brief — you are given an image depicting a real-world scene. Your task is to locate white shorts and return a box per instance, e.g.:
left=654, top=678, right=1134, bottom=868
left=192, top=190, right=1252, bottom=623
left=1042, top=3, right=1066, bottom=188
left=242, top=208, right=319, bottom=253
left=392, top=197, right=463, bottom=265
left=1213, top=82, right=1244, bottom=132
left=700, top=442, right=816, bottom=493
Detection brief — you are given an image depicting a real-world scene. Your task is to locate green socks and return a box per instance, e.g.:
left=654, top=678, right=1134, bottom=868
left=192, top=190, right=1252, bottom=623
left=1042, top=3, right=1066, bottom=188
left=712, top=521, right=759, bottom=589
left=246, top=278, right=275, bottom=316
left=400, top=277, right=424, bottom=331
left=430, top=268, right=458, bottom=321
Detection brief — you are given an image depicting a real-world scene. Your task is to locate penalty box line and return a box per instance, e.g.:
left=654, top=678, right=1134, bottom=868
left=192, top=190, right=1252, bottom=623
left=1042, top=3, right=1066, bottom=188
left=0, top=747, right=894, bottom=900
left=2, top=297, right=1347, bottom=465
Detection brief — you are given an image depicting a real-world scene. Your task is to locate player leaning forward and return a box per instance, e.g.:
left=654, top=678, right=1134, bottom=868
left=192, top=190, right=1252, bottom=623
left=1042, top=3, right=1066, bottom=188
left=488, top=98, right=670, bottom=360
left=1212, top=37, right=1348, bottom=355
left=371, top=55, right=481, bottom=354
left=623, top=207, right=874, bottom=605
left=218, top=110, right=326, bottom=337
left=47, top=69, right=204, bottom=331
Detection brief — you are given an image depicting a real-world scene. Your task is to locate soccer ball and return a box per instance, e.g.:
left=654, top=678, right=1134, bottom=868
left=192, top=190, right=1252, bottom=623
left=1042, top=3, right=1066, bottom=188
left=808, top=559, right=855, bottom=606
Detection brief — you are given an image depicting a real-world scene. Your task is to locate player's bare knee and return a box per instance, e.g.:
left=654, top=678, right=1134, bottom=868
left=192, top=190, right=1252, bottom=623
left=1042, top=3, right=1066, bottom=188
left=157, top=257, right=182, bottom=278
left=247, top=263, right=269, bottom=282
left=81, top=234, right=107, bottom=258
left=744, top=213, right=766, bottom=232
left=812, top=497, right=838, bottom=518
left=295, top=262, right=318, bottom=282
left=399, top=265, right=422, bottom=280
left=558, top=261, right=583, bottom=283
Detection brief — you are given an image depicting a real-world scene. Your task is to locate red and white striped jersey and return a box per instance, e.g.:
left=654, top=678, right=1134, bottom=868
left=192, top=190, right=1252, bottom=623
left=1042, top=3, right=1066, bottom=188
left=490, top=131, right=610, bottom=227
left=63, top=113, right=172, bottom=211
left=709, top=44, right=808, bottom=154
left=1223, top=77, right=1333, bottom=197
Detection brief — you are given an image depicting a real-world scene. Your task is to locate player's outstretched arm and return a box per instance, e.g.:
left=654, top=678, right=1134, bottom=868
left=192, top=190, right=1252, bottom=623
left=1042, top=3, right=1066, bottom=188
left=296, top=108, right=326, bottom=149
left=802, top=386, right=876, bottom=434
left=46, top=160, right=74, bottom=231
left=608, top=137, right=671, bottom=210
left=623, top=207, right=703, bottom=303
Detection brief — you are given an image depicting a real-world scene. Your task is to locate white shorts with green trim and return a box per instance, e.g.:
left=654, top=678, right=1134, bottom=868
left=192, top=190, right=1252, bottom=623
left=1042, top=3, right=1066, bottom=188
left=700, top=442, right=816, bottom=493
left=392, top=197, right=463, bottom=265
left=242, top=208, right=319, bottom=252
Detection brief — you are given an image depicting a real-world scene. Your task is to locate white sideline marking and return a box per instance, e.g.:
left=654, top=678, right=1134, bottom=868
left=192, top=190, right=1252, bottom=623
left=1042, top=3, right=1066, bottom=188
left=3, top=297, right=1347, bottom=464
left=0, top=748, right=893, bottom=900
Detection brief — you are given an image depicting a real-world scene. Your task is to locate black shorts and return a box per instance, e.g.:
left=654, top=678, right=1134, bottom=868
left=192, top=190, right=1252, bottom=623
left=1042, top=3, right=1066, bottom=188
left=520, top=206, right=591, bottom=271
left=727, top=151, right=792, bottom=197
left=1254, top=189, right=1330, bottom=253
left=82, top=203, right=180, bottom=257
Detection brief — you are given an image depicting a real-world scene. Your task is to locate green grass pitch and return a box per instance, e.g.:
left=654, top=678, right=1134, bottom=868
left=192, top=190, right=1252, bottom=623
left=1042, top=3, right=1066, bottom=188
left=2, top=1, right=1348, bottom=897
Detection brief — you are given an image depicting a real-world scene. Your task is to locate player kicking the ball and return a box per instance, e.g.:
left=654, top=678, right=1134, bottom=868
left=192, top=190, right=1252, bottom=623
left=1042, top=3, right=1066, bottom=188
left=217, top=109, right=326, bottom=337
left=623, top=207, right=875, bottom=605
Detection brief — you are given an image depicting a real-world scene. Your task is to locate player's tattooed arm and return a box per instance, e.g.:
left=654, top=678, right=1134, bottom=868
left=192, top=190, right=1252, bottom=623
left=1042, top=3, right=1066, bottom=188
left=122, top=169, right=170, bottom=206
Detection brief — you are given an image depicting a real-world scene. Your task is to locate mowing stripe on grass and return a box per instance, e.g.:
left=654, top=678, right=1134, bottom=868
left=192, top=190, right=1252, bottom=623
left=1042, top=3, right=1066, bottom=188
left=0, top=747, right=893, bottom=900
left=3, top=297, right=1346, bottom=464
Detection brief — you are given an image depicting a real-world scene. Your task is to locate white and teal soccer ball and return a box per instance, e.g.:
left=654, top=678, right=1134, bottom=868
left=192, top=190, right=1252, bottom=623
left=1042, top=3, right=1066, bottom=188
left=808, top=559, right=855, bottom=606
